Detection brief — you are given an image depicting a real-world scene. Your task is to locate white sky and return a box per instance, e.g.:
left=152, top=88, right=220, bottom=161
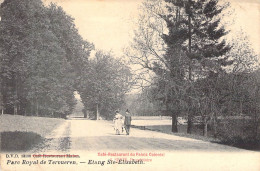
left=228, top=0, right=260, bottom=55
left=43, top=0, right=141, bottom=56
left=41, top=0, right=260, bottom=58
left=0, top=0, right=259, bottom=57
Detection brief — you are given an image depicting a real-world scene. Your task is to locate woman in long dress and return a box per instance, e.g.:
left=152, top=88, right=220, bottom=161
left=113, top=111, right=124, bottom=135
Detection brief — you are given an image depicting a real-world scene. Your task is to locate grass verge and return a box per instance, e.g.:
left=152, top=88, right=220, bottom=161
left=0, top=114, right=65, bottom=151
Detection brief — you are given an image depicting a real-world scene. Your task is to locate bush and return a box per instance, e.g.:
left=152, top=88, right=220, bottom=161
left=217, top=119, right=260, bottom=150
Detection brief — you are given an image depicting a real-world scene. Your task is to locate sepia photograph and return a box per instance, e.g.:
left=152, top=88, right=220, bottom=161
left=0, top=0, right=259, bottom=170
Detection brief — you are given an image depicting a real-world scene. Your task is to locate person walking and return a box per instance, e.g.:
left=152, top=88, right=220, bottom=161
left=124, top=109, right=132, bottom=135
left=113, top=111, right=124, bottom=135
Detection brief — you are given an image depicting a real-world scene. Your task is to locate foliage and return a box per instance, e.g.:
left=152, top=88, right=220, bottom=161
left=217, top=118, right=260, bottom=150
left=79, top=51, right=132, bottom=119
left=127, top=0, right=232, bottom=132
left=0, top=0, right=92, bottom=117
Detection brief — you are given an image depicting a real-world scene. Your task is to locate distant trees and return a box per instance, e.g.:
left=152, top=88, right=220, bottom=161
left=79, top=51, right=132, bottom=120
left=250, top=70, right=260, bottom=139
left=0, top=0, right=92, bottom=117
left=212, top=32, right=260, bottom=144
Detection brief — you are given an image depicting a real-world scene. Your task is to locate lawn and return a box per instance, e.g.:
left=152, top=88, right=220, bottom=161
left=0, top=114, right=65, bottom=151
left=131, top=116, right=260, bottom=151
left=0, top=114, right=65, bottom=137
left=131, top=117, right=216, bottom=141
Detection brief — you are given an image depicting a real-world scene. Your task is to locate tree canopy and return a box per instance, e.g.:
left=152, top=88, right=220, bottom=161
left=79, top=51, right=132, bottom=119
left=0, top=0, right=93, bottom=117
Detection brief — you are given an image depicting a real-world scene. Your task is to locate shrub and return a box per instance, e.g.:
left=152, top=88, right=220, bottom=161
left=217, top=119, right=260, bottom=150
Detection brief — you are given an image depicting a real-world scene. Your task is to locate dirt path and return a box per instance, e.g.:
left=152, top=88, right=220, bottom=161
left=33, top=119, right=255, bottom=152
left=6, top=119, right=260, bottom=171
left=30, top=120, right=71, bottom=153
left=68, top=119, right=246, bottom=152
left=66, top=120, right=259, bottom=170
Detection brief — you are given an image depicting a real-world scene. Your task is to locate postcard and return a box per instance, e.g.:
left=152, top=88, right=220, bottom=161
left=0, top=0, right=259, bottom=170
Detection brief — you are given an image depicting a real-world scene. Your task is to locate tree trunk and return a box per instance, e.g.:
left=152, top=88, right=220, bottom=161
left=254, top=116, right=259, bottom=139
left=203, top=117, right=208, bottom=137
left=14, top=77, right=18, bottom=115
left=171, top=113, right=178, bottom=132
left=30, top=101, right=33, bottom=116
left=18, top=104, right=20, bottom=115
left=96, top=104, right=99, bottom=120
left=204, top=122, right=208, bottom=137
left=187, top=114, right=192, bottom=134
left=31, top=101, right=35, bottom=116
left=167, top=102, right=178, bottom=132
left=240, top=99, right=243, bottom=114
left=36, top=99, right=39, bottom=116
left=257, top=118, right=260, bottom=139
left=14, top=103, right=17, bottom=115
left=213, top=113, right=217, bottom=138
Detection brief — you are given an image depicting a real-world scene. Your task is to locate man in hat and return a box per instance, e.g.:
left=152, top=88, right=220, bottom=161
left=124, top=109, right=132, bottom=135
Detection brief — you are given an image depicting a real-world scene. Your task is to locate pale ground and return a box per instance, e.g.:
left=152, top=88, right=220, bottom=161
left=131, top=119, right=171, bottom=126
left=1, top=119, right=260, bottom=171
left=67, top=119, right=242, bottom=151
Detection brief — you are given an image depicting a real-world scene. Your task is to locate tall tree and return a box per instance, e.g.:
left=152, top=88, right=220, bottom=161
left=127, top=0, right=232, bottom=132
left=161, top=0, right=232, bottom=133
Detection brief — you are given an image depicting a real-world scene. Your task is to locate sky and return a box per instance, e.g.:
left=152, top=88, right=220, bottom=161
left=0, top=0, right=259, bottom=57
left=41, top=0, right=260, bottom=58
left=43, top=0, right=141, bottom=56
left=228, top=0, right=260, bottom=55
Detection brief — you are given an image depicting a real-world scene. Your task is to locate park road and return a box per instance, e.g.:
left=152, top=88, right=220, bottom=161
left=30, top=119, right=260, bottom=171
left=68, top=119, right=244, bottom=151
